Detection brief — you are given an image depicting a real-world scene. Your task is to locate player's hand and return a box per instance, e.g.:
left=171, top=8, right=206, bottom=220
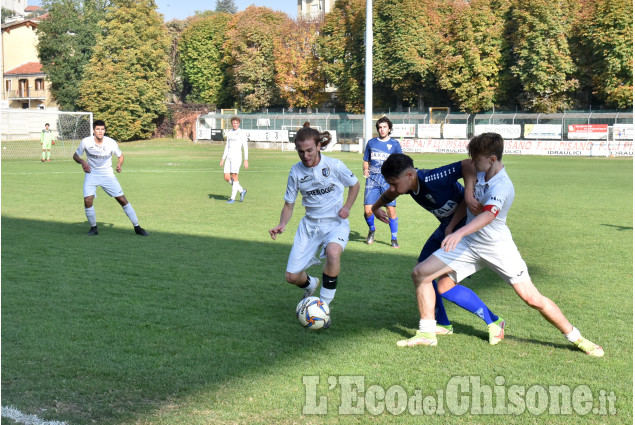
left=466, top=196, right=483, bottom=216
left=220, top=160, right=224, bottom=167
left=440, top=232, right=462, bottom=252
left=116, top=165, right=122, bottom=173
left=82, top=162, right=91, bottom=173
left=363, top=169, right=370, bottom=178
left=338, top=207, right=350, bottom=219
left=372, top=207, right=390, bottom=224
left=244, top=160, right=249, bottom=169
left=269, top=225, right=285, bottom=240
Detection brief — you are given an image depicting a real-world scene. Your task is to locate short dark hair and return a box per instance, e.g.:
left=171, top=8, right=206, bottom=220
left=231, top=116, right=241, bottom=123
left=376, top=116, right=393, bottom=132
left=45, top=123, right=50, bottom=126
left=468, top=132, right=504, bottom=160
left=381, top=153, right=414, bottom=180
left=93, top=119, right=106, bottom=129
left=294, top=127, right=332, bottom=150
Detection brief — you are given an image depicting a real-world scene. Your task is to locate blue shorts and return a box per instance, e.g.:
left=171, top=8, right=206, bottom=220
left=364, top=175, right=396, bottom=207
left=418, top=218, right=467, bottom=263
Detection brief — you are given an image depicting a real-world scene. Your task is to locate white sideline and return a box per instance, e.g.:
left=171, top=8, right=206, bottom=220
left=1, top=406, right=68, bottom=425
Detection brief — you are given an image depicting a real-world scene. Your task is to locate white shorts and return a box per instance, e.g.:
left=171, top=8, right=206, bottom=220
left=433, top=238, right=530, bottom=284
left=286, top=216, right=350, bottom=274
left=223, top=157, right=242, bottom=174
left=83, top=173, right=124, bottom=198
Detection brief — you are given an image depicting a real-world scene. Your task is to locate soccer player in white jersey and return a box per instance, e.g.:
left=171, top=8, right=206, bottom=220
left=220, top=116, right=248, bottom=203
left=72, top=120, right=148, bottom=236
left=392, top=132, right=603, bottom=357
left=269, top=127, right=360, bottom=326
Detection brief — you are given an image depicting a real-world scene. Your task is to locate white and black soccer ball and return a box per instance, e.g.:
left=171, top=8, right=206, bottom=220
left=296, top=296, right=330, bottom=330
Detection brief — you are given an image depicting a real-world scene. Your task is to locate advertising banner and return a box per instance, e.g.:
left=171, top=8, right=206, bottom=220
left=474, top=124, right=522, bottom=139
left=392, top=124, right=417, bottom=138
left=442, top=124, right=468, bottom=139
left=243, top=129, right=290, bottom=142
left=524, top=124, right=562, bottom=139
left=417, top=124, right=442, bottom=138
left=567, top=124, right=608, bottom=140
left=613, top=124, right=634, bottom=140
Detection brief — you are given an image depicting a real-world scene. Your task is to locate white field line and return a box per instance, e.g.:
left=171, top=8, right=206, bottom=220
left=1, top=406, right=68, bottom=425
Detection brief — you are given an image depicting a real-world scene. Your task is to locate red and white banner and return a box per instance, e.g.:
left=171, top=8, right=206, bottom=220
left=399, top=138, right=633, bottom=157
left=567, top=124, right=608, bottom=140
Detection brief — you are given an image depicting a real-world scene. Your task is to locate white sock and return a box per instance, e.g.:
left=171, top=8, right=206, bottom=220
left=233, top=180, right=244, bottom=193
left=304, top=276, right=318, bottom=293
left=320, top=288, right=336, bottom=305
left=564, top=326, right=582, bottom=343
left=122, top=203, right=139, bottom=226
left=85, top=206, right=97, bottom=227
left=419, top=319, right=436, bottom=334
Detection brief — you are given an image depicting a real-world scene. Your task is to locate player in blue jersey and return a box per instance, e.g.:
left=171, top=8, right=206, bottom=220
left=269, top=126, right=360, bottom=325
left=372, top=153, right=504, bottom=343
left=386, top=134, right=603, bottom=357
left=363, top=117, right=403, bottom=248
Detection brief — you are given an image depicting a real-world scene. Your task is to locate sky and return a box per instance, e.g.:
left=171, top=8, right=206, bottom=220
left=28, top=0, right=297, bottom=21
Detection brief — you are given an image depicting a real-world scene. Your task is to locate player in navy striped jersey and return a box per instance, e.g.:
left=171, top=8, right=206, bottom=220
left=373, top=153, right=502, bottom=342
left=269, top=127, right=360, bottom=323
left=363, top=117, right=402, bottom=248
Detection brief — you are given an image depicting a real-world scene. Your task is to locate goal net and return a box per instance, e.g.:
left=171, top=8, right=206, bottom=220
left=1, top=109, right=93, bottom=160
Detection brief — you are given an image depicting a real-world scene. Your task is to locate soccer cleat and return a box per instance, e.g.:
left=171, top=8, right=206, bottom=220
left=322, top=317, right=332, bottom=329
left=240, top=190, right=247, bottom=202
left=41, top=159, right=45, bottom=162
left=391, top=239, right=400, bottom=248
left=436, top=324, right=454, bottom=335
left=227, top=199, right=235, bottom=204
left=574, top=337, right=604, bottom=358
left=366, top=229, right=375, bottom=244
left=86, top=226, right=99, bottom=236
left=302, top=278, right=319, bottom=299
left=134, top=226, right=149, bottom=236
left=46, top=159, right=51, bottom=162
left=488, top=318, right=505, bottom=345
left=397, top=331, right=438, bottom=347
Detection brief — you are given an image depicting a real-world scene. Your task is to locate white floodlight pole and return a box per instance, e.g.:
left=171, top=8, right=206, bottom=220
left=363, top=0, right=373, bottom=153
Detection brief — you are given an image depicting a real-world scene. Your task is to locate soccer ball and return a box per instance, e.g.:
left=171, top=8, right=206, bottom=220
left=296, top=297, right=330, bottom=330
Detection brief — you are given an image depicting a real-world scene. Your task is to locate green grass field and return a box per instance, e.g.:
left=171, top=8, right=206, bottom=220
left=1, top=140, right=632, bottom=425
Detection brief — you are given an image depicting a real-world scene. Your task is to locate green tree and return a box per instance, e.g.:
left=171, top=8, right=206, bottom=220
left=273, top=17, right=326, bottom=108
left=318, top=0, right=366, bottom=112
left=215, top=0, right=237, bottom=14
left=37, top=0, right=110, bottom=111
left=434, top=0, right=510, bottom=112
left=577, top=0, right=633, bottom=108
left=509, top=0, right=578, bottom=112
left=79, top=0, right=169, bottom=141
left=224, top=6, right=286, bottom=111
left=178, top=13, right=233, bottom=105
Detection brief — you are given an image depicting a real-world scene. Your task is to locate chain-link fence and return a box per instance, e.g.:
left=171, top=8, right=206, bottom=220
left=1, top=109, right=93, bottom=160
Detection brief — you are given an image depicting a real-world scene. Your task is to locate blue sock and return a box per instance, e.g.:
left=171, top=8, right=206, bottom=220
left=441, top=285, right=498, bottom=325
left=365, top=215, right=375, bottom=231
left=433, top=280, right=451, bottom=326
left=389, top=217, right=398, bottom=240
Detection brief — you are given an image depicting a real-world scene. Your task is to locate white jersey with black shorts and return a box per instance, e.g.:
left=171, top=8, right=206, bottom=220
left=433, top=166, right=530, bottom=284
left=75, top=135, right=124, bottom=198
left=222, top=129, right=248, bottom=174
left=283, top=155, right=359, bottom=274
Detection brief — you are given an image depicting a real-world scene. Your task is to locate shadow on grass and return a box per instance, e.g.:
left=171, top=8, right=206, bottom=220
left=601, top=223, right=633, bottom=231
left=0, top=216, right=579, bottom=424
left=208, top=193, right=229, bottom=201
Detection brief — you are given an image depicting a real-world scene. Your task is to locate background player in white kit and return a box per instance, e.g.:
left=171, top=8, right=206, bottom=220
left=72, top=120, right=149, bottom=236
left=269, top=127, right=360, bottom=326
left=401, top=132, right=603, bottom=357
left=220, top=116, right=248, bottom=203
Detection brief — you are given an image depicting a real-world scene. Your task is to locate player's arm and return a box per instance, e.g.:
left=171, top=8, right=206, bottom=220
left=243, top=136, right=249, bottom=169
left=371, top=188, right=399, bottom=224
left=339, top=181, right=360, bottom=219
left=445, top=199, right=467, bottom=235
left=461, top=159, right=481, bottom=215
left=116, top=153, right=124, bottom=173
left=362, top=161, right=370, bottom=178
left=269, top=201, right=295, bottom=240
left=73, top=152, right=91, bottom=173
left=441, top=209, right=496, bottom=252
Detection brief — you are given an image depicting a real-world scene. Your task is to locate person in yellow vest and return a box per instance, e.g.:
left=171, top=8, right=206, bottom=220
left=40, top=123, right=55, bottom=162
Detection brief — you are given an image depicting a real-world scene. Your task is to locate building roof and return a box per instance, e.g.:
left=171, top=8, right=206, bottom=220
left=1, top=18, right=39, bottom=31
left=5, top=62, right=43, bottom=75
left=25, top=5, right=44, bottom=12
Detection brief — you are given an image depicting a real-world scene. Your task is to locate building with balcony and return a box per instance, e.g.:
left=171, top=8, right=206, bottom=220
left=1, top=16, right=57, bottom=109
left=297, top=0, right=335, bottom=20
